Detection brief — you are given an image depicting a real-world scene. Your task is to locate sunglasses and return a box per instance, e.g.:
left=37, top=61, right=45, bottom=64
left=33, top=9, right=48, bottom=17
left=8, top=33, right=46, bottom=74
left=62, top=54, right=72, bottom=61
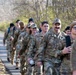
left=72, top=27, right=76, bottom=30
left=28, top=27, right=31, bottom=29
left=33, top=27, right=37, bottom=29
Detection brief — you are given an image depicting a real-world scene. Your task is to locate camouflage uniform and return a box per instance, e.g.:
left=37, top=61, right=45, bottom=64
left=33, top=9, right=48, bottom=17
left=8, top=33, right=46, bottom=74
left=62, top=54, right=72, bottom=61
left=70, top=40, right=76, bottom=73
left=13, top=28, right=25, bottom=65
left=3, top=27, right=15, bottom=62
left=19, top=32, right=31, bottom=75
left=27, top=32, right=45, bottom=75
left=15, top=31, right=25, bottom=65
left=60, top=37, right=75, bottom=75
left=37, top=29, right=66, bottom=75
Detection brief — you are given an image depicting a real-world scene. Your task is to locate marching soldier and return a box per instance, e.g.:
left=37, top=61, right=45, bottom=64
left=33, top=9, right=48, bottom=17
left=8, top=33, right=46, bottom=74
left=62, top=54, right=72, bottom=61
left=27, top=21, right=49, bottom=75
left=3, top=23, right=15, bottom=62
left=64, top=26, right=71, bottom=36
left=36, top=18, right=67, bottom=75
left=12, top=21, right=25, bottom=66
left=68, top=21, right=76, bottom=75
left=18, top=24, right=34, bottom=75
left=71, top=39, right=76, bottom=75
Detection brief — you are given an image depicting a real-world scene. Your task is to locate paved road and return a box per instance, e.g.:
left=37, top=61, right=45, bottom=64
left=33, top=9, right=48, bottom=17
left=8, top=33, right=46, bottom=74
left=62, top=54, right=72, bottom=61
left=0, top=32, right=21, bottom=75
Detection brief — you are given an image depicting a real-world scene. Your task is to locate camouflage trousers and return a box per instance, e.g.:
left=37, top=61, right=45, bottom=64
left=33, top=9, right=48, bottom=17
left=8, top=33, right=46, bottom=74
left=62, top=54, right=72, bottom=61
left=43, top=60, right=60, bottom=75
left=60, top=59, right=72, bottom=75
left=15, top=44, right=21, bottom=63
left=25, top=60, right=43, bottom=75
left=20, top=54, right=27, bottom=75
left=26, top=64, right=41, bottom=75
left=10, top=49, right=15, bottom=64
left=15, top=49, right=20, bottom=64
left=6, top=44, right=11, bottom=59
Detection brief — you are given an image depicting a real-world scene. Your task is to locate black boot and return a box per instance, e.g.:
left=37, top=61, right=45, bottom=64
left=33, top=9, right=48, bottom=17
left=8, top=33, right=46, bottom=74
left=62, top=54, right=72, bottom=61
left=7, top=58, right=10, bottom=62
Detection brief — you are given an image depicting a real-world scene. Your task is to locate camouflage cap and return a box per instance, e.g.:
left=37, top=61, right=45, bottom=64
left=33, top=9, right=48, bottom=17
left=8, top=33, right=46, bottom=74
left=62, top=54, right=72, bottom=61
left=27, top=24, right=31, bottom=28
left=31, top=24, right=37, bottom=28
left=53, top=18, right=61, bottom=24
left=70, top=21, right=76, bottom=30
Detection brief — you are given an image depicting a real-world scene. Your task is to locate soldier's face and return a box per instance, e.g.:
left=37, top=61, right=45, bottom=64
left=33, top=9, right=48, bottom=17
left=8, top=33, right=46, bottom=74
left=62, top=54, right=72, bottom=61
left=65, top=30, right=71, bottom=36
left=53, top=23, right=61, bottom=32
left=16, top=22, right=20, bottom=29
left=10, top=26, right=14, bottom=31
left=41, top=23, right=49, bottom=32
left=20, top=25, right=24, bottom=29
left=26, top=27, right=31, bottom=33
left=71, top=25, right=76, bottom=35
left=31, top=28, right=37, bottom=34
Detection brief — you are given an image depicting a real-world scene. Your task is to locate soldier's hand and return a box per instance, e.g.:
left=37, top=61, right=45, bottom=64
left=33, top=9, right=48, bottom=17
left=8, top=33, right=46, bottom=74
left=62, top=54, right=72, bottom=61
left=37, top=61, right=42, bottom=67
left=73, top=70, right=76, bottom=75
left=27, top=58, right=32, bottom=63
left=10, top=36, right=14, bottom=41
left=17, top=55, right=20, bottom=58
left=62, top=47, right=71, bottom=54
left=13, top=47, right=15, bottom=50
left=28, top=58, right=35, bottom=66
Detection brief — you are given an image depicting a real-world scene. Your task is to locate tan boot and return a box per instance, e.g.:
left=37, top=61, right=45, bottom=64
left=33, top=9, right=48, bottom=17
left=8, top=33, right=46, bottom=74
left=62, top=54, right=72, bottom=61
left=10, top=60, right=14, bottom=65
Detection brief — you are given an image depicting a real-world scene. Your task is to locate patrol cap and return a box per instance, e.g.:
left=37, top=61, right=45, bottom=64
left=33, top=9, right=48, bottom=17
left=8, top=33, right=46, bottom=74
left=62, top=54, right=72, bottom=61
left=27, top=24, right=31, bottom=28
left=31, top=24, right=37, bottom=28
left=70, top=21, right=76, bottom=30
left=53, top=18, right=61, bottom=24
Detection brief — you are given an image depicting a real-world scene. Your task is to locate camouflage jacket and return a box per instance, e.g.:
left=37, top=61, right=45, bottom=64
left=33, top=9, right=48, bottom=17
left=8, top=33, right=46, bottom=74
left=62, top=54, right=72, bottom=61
left=13, top=28, right=25, bottom=47
left=27, top=32, right=45, bottom=58
left=16, top=31, right=26, bottom=50
left=19, top=32, right=31, bottom=56
left=37, top=29, right=66, bottom=62
left=60, top=36, right=76, bottom=73
left=70, top=39, right=76, bottom=71
left=3, top=27, right=15, bottom=45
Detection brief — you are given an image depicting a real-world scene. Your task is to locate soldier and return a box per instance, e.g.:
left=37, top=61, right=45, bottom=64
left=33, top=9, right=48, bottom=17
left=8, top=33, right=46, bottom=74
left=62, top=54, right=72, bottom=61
left=28, top=18, right=34, bottom=25
left=60, top=21, right=76, bottom=75
left=64, top=26, right=71, bottom=36
left=19, top=25, right=32, bottom=75
left=69, top=21, right=76, bottom=75
left=15, top=19, right=20, bottom=29
left=71, top=40, right=76, bottom=75
left=27, top=21, right=49, bottom=75
left=22, top=23, right=38, bottom=75
left=19, top=23, right=38, bottom=75
left=3, top=23, right=15, bottom=62
left=15, top=30, right=25, bottom=69
left=18, top=24, right=34, bottom=75
left=36, top=18, right=69, bottom=75
left=12, top=21, right=25, bottom=66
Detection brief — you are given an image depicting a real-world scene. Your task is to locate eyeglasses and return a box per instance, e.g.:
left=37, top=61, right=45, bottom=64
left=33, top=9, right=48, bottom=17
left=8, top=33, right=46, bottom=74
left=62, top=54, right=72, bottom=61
left=72, top=27, right=76, bottom=30
left=28, top=27, right=30, bottom=29
left=33, top=27, right=37, bottom=29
